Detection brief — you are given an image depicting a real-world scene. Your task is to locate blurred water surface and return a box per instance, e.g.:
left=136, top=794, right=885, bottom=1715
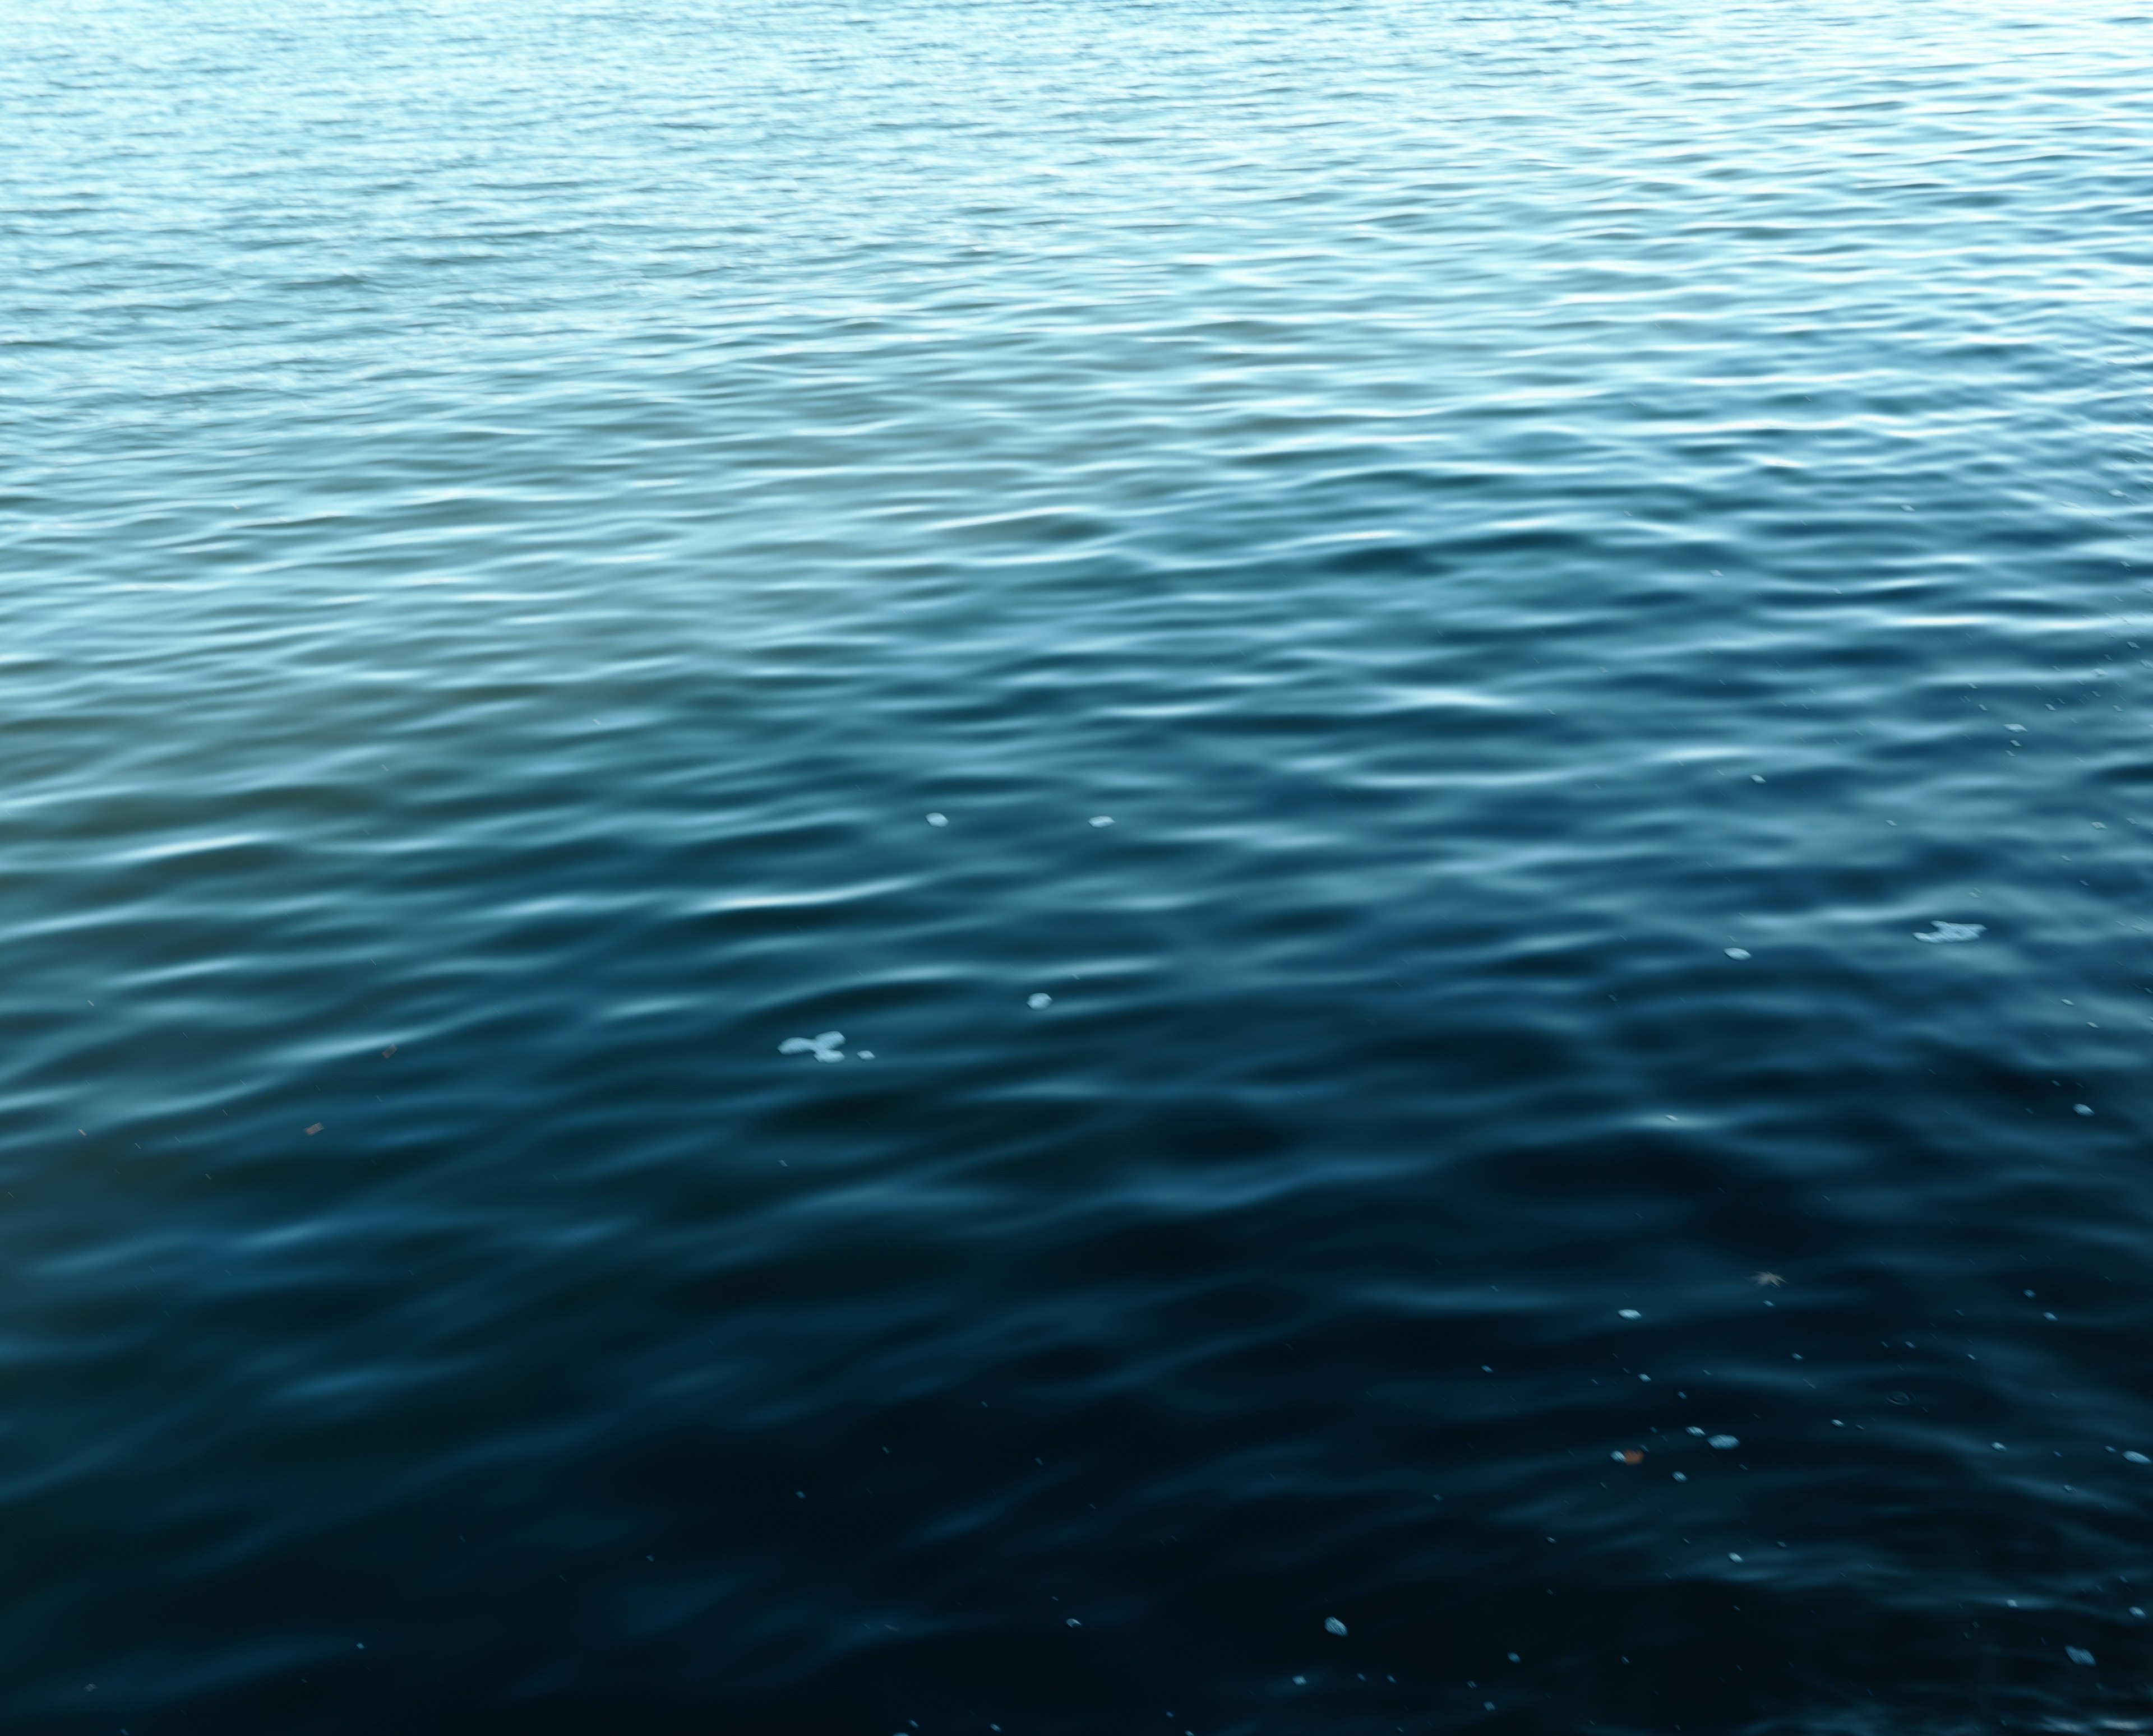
left=6, top=0, right=2153, bottom=1730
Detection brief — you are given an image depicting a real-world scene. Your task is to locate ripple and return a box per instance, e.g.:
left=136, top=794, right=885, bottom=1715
left=4, top=0, right=2152, bottom=1730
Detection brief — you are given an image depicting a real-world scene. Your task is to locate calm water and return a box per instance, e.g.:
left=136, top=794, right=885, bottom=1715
left=6, top=1, right=2153, bottom=1730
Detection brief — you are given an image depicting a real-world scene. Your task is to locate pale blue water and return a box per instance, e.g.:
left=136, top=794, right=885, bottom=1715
left=4, top=1, right=2153, bottom=1731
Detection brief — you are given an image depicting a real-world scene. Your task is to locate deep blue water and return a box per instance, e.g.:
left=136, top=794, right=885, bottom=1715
left=6, top=1, right=2153, bottom=1730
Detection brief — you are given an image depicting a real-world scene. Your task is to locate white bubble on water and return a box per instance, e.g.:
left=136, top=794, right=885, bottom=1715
left=925, top=812, right=948, bottom=826
left=1709, top=1434, right=1740, bottom=1450
left=1914, top=920, right=1985, bottom=943
left=1725, top=947, right=1752, bottom=959
left=1028, top=993, right=1052, bottom=1009
left=1325, top=1617, right=1348, bottom=1636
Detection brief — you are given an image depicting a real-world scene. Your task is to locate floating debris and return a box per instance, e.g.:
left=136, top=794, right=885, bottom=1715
left=779, top=1032, right=846, bottom=1062
left=1753, top=1272, right=1785, bottom=1286
left=1914, top=920, right=1985, bottom=943
left=1325, top=1617, right=1348, bottom=1637
left=381, top=1044, right=398, bottom=1058
left=1725, top=947, right=1752, bottom=960
left=2067, top=1647, right=2097, bottom=1666
left=1027, top=993, right=1052, bottom=1010
left=1708, top=1434, right=1740, bottom=1450
left=1613, top=1448, right=1645, bottom=1465
left=304, top=1123, right=324, bottom=1135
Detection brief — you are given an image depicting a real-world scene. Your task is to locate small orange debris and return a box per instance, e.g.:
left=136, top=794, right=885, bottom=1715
left=305, top=1123, right=324, bottom=1135
left=382, top=1044, right=398, bottom=1058
left=1620, top=1449, right=1646, bottom=1465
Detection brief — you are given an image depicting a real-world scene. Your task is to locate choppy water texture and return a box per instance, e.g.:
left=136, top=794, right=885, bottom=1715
left=6, top=1, right=2153, bottom=1730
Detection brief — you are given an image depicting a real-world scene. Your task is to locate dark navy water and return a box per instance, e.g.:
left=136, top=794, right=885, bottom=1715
left=7, top=1, right=2153, bottom=1730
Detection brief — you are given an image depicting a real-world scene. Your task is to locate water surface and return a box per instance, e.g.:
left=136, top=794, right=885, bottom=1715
left=5, top=1, right=2153, bottom=1730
